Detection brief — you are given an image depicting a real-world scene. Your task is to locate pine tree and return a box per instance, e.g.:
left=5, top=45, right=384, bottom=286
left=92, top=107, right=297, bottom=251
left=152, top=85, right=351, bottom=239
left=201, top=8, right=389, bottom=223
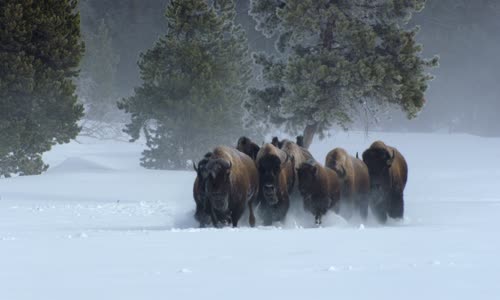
left=118, top=0, right=254, bottom=169
left=0, top=0, right=84, bottom=177
left=247, top=0, right=438, bottom=148
left=78, top=19, right=120, bottom=121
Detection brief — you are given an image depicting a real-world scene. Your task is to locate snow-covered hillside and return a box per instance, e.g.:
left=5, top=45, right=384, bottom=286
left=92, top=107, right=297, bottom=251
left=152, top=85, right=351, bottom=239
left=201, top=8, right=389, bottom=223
left=1, top=132, right=499, bottom=299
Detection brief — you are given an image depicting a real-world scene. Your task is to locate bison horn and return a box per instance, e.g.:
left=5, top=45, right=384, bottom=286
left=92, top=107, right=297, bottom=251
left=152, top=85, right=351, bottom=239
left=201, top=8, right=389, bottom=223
left=193, top=161, right=198, bottom=172
left=356, top=152, right=359, bottom=159
left=340, top=166, right=346, bottom=177
left=217, top=159, right=231, bottom=170
left=386, top=150, right=395, bottom=166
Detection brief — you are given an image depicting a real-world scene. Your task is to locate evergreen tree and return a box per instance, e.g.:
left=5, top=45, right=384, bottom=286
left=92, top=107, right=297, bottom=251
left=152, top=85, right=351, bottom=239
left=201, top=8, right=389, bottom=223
left=78, top=19, right=120, bottom=121
left=247, top=0, right=438, bottom=148
left=118, top=0, right=253, bottom=169
left=0, top=0, right=84, bottom=177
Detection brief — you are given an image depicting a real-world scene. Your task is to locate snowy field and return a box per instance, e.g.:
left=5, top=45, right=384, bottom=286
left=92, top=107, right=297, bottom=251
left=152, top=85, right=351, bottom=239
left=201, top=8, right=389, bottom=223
left=1, top=131, right=500, bottom=299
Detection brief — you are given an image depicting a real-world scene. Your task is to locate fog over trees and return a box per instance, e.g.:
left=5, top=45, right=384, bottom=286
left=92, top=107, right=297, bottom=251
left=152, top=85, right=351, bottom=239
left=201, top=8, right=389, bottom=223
left=78, top=0, right=499, bottom=133
left=1, top=0, right=498, bottom=174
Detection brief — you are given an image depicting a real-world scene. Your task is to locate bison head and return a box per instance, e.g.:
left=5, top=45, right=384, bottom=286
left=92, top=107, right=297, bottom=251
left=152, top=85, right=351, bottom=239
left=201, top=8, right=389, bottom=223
left=236, top=136, right=260, bottom=160
left=258, top=154, right=289, bottom=205
left=205, top=158, right=232, bottom=211
left=326, top=150, right=348, bottom=179
left=297, top=161, right=318, bottom=197
left=362, top=148, right=394, bottom=189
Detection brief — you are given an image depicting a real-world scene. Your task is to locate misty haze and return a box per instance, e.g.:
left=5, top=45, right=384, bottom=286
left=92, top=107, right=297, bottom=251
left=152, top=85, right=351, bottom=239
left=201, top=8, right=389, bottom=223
left=0, top=1, right=499, bottom=299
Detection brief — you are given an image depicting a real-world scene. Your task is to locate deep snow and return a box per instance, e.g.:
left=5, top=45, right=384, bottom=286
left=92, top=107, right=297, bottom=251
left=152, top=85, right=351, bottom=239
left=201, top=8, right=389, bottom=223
left=1, top=132, right=500, bottom=299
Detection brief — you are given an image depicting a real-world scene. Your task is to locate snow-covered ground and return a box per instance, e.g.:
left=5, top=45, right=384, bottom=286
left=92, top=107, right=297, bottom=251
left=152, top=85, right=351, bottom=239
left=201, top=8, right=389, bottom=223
left=1, top=132, right=500, bottom=299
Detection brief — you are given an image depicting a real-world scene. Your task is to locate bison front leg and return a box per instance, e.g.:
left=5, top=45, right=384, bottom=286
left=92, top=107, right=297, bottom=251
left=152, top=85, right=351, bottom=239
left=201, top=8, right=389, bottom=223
left=209, top=205, right=221, bottom=228
left=195, top=206, right=208, bottom=228
left=388, top=190, right=404, bottom=219
left=248, top=199, right=256, bottom=227
left=315, top=214, right=322, bottom=226
left=357, top=195, right=369, bottom=221
left=272, top=192, right=290, bottom=224
left=230, top=198, right=246, bottom=228
left=370, top=191, right=388, bottom=224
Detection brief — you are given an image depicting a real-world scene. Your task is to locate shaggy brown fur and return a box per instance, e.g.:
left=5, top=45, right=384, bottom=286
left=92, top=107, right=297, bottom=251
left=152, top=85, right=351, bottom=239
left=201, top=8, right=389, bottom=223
left=297, top=161, right=340, bottom=225
left=236, top=136, right=260, bottom=160
left=279, top=139, right=315, bottom=186
left=195, top=146, right=259, bottom=228
left=362, top=141, right=408, bottom=223
left=255, top=143, right=295, bottom=225
left=325, top=148, right=370, bottom=220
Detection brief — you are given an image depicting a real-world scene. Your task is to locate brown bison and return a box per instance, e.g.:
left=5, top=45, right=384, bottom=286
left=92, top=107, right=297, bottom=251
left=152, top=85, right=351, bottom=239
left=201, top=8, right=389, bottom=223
left=193, top=152, right=213, bottom=227
left=362, top=141, right=408, bottom=223
left=255, top=143, right=295, bottom=225
left=199, top=146, right=259, bottom=228
left=236, top=136, right=260, bottom=160
left=281, top=139, right=315, bottom=190
left=273, top=138, right=315, bottom=180
left=325, top=148, right=370, bottom=220
left=297, top=161, right=341, bottom=225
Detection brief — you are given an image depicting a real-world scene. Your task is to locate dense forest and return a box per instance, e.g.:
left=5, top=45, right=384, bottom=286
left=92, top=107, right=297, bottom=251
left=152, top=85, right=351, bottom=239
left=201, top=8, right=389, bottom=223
left=1, top=0, right=498, bottom=175
left=78, top=0, right=499, bottom=136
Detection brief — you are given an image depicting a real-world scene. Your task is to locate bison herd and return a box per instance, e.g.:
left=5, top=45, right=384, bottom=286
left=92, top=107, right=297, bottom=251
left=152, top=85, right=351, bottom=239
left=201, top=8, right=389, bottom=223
left=192, top=136, right=408, bottom=228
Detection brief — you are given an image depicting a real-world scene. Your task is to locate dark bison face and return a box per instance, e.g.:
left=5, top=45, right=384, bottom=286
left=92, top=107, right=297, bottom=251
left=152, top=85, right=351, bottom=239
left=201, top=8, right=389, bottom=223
left=236, top=136, right=259, bottom=160
left=205, top=159, right=232, bottom=211
left=297, top=162, right=317, bottom=197
left=193, top=153, right=213, bottom=205
left=362, top=148, right=394, bottom=189
left=258, top=155, right=284, bottom=205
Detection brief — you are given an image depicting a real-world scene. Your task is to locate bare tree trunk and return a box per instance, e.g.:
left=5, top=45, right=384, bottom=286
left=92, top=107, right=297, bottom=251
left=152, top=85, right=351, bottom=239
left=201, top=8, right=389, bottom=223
left=302, top=123, right=318, bottom=149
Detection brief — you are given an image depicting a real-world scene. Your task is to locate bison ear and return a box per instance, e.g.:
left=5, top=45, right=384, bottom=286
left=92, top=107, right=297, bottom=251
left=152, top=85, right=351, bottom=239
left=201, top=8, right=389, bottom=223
left=339, top=166, right=346, bottom=178
left=224, top=160, right=232, bottom=174
left=252, top=144, right=260, bottom=158
left=271, top=137, right=279, bottom=147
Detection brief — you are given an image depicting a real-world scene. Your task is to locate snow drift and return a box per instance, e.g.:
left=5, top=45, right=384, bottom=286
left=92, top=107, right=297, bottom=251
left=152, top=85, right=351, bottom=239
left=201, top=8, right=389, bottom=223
left=1, top=132, right=499, bottom=300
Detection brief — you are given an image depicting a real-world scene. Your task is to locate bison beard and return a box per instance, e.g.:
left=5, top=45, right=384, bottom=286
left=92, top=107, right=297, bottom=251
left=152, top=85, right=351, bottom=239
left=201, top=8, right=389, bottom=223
left=255, top=144, right=295, bottom=225
left=193, top=146, right=259, bottom=228
left=297, top=161, right=340, bottom=225
left=362, top=141, right=408, bottom=223
left=325, top=148, right=370, bottom=220
left=236, top=136, right=260, bottom=160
